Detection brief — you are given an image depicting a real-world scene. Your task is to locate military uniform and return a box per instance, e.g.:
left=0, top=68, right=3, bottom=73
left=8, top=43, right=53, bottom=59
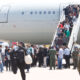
left=72, top=50, right=79, bottom=69
left=49, top=49, right=56, bottom=70
left=77, top=53, right=80, bottom=74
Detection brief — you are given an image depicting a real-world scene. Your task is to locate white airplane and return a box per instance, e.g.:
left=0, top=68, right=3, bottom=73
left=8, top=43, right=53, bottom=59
left=0, top=0, right=80, bottom=44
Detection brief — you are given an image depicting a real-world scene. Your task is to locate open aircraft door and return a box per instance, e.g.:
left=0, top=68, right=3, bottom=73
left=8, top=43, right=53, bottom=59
left=0, top=6, right=10, bottom=23
left=59, top=3, right=69, bottom=21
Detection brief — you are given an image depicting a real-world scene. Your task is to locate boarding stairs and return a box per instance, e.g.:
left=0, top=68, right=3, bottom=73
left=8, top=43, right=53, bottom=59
left=51, top=9, right=80, bottom=52
left=68, top=15, right=80, bottom=51
left=51, top=10, right=65, bottom=46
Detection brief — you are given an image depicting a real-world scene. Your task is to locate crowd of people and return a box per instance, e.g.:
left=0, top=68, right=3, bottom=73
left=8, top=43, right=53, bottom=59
left=52, top=5, right=80, bottom=69
left=0, top=42, right=80, bottom=80
left=0, top=5, right=80, bottom=80
left=55, top=5, right=80, bottom=50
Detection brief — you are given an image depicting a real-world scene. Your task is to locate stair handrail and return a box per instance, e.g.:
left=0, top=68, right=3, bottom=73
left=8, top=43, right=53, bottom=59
left=68, top=15, right=80, bottom=50
left=51, top=11, right=65, bottom=46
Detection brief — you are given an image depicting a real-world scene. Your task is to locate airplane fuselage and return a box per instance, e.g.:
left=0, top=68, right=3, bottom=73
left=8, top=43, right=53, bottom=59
left=0, top=0, right=80, bottom=44
left=0, top=4, right=61, bottom=44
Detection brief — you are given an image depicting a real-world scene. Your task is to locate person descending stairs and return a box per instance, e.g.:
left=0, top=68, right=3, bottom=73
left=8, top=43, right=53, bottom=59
left=53, top=5, right=80, bottom=51
left=51, top=5, right=80, bottom=69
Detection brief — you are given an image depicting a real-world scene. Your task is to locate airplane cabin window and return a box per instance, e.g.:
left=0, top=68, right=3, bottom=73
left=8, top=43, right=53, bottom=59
left=52, top=11, right=55, bottom=14
left=21, top=11, right=24, bottom=15
left=30, top=11, right=33, bottom=14
left=43, top=11, right=46, bottom=14
left=29, top=10, right=55, bottom=15
left=35, top=11, right=37, bottom=14
left=48, top=11, right=51, bottom=14
left=39, top=11, right=42, bottom=14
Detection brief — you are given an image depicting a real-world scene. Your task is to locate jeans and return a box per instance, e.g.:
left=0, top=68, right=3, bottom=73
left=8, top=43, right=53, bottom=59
left=2, top=55, right=5, bottom=66
left=65, top=55, right=70, bottom=68
left=5, top=60, right=11, bottom=71
left=43, top=57, right=47, bottom=67
left=58, top=58, right=62, bottom=69
left=26, top=64, right=30, bottom=72
left=0, top=62, right=3, bottom=72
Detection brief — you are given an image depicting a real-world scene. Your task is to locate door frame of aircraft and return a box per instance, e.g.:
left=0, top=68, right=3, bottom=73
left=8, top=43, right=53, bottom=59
left=0, top=6, right=10, bottom=23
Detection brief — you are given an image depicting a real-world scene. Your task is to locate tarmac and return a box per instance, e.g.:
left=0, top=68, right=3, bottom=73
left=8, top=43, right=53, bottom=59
left=0, top=66, right=80, bottom=80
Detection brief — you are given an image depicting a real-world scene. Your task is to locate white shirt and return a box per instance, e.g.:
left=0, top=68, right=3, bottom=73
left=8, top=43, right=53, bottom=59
left=7, top=55, right=10, bottom=60
left=31, top=47, right=34, bottom=55
left=0, top=53, right=2, bottom=63
left=2, top=48, right=5, bottom=55
left=64, top=48, right=70, bottom=55
left=58, top=48, right=64, bottom=59
left=64, top=24, right=70, bottom=30
left=27, top=47, right=34, bottom=55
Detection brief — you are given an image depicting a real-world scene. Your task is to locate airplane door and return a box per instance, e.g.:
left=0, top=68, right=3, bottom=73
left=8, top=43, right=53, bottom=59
left=59, top=3, right=69, bottom=21
left=0, top=6, right=10, bottom=23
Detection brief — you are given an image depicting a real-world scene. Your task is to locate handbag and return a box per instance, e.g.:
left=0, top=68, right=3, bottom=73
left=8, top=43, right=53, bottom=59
left=62, top=59, right=66, bottom=64
left=24, top=54, right=32, bottom=64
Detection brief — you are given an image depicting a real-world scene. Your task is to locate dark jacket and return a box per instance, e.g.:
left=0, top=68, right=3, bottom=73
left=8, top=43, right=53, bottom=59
left=43, top=48, right=48, bottom=57
left=10, top=46, right=26, bottom=63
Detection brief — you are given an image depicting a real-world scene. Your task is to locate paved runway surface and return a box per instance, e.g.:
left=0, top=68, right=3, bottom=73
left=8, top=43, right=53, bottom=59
left=0, top=67, right=80, bottom=80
